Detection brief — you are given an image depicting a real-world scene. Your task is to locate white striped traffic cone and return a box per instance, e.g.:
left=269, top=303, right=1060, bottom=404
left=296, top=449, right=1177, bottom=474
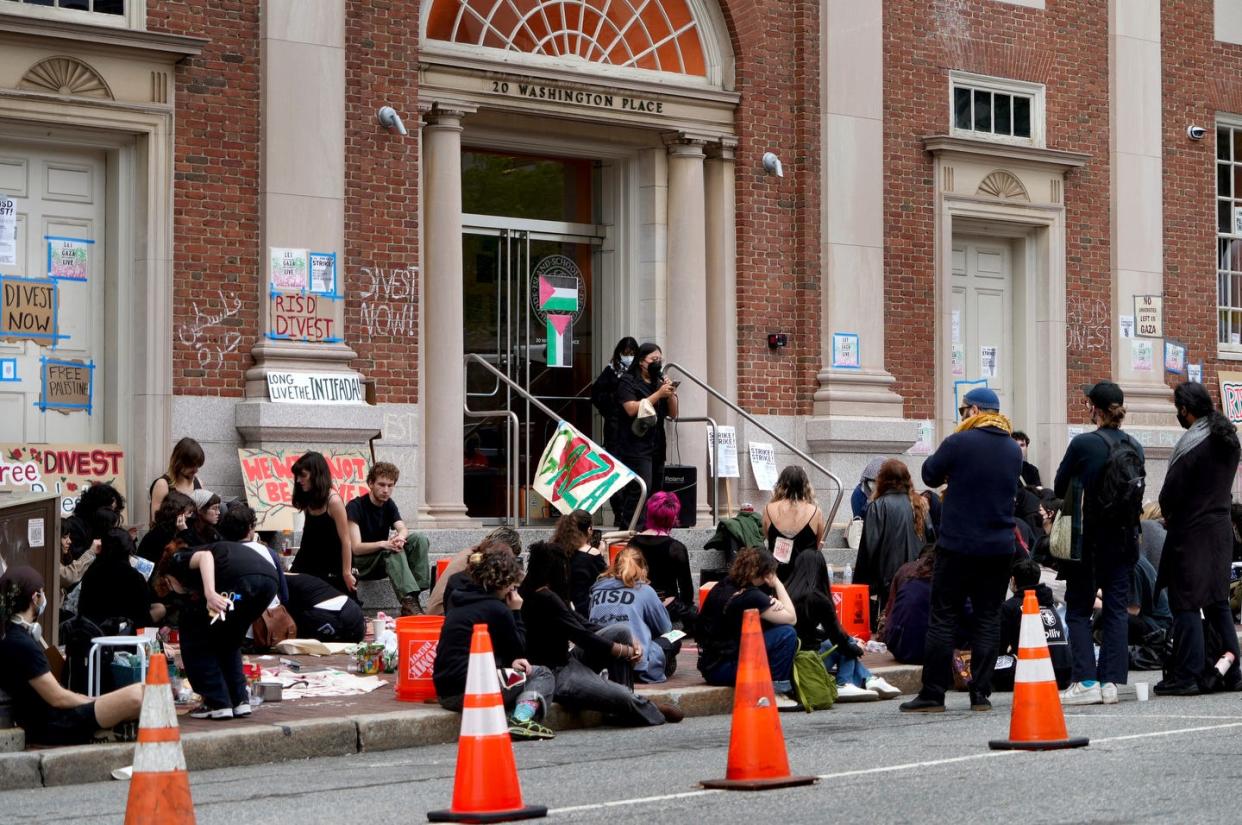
left=427, top=623, right=546, bottom=823
left=125, top=653, right=196, bottom=824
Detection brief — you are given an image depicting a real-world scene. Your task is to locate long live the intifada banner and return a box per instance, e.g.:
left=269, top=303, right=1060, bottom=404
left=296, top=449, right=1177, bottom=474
left=0, top=443, right=125, bottom=516
left=532, top=421, right=635, bottom=515
left=238, top=448, right=370, bottom=531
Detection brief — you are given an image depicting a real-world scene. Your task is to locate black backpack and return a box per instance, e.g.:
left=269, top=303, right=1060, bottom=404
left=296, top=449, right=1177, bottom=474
left=1089, top=431, right=1145, bottom=528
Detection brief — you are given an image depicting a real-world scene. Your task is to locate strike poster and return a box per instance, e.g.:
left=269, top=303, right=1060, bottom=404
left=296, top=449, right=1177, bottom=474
left=706, top=425, right=740, bottom=478
left=532, top=421, right=635, bottom=515
left=748, top=442, right=778, bottom=492
left=238, top=447, right=370, bottom=531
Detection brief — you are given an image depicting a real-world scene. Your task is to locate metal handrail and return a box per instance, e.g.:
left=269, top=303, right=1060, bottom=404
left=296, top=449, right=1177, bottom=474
left=464, top=353, right=648, bottom=531
left=663, top=362, right=846, bottom=527
left=463, top=406, right=520, bottom=524
left=667, top=415, right=719, bottom=526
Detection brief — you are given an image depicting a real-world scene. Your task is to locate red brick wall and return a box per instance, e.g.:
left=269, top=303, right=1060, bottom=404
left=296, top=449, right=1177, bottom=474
left=150, top=2, right=261, bottom=397
left=719, top=0, right=822, bottom=415
left=1162, top=0, right=1242, bottom=400
left=884, top=0, right=1112, bottom=421
left=344, top=0, right=421, bottom=404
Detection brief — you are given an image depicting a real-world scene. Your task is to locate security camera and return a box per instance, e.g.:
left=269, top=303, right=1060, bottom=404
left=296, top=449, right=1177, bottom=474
left=1187, top=125, right=1207, bottom=141
left=377, top=106, right=408, bottom=136
left=762, top=151, right=783, bottom=178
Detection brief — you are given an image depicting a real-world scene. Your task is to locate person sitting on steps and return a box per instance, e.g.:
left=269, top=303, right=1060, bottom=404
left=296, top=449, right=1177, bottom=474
left=347, top=461, right=430, bottom=616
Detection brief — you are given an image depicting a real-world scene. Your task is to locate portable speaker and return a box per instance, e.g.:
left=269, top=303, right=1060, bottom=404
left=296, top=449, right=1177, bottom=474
left=660, top=464, right=697, bottom=528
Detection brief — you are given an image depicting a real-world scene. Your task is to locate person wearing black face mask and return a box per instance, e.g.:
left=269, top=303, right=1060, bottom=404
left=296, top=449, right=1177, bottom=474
left=613, top=342, right=679, bottom=529
left=592, top=336, right=639, bottom=527
left=1156, top=382, right=1242, bottom=695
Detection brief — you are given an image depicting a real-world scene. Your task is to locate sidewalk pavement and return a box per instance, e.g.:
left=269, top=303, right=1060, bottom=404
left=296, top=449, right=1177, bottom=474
left=0, top=649, right=923, bottom=791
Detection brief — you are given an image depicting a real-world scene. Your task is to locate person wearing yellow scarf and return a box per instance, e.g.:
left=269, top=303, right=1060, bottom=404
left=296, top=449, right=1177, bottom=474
left=955, top=411, right=1013, bottom=435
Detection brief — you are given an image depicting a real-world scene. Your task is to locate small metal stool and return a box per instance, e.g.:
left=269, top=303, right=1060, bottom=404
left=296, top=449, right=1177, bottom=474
left=86, top=636, right=154, bottom=697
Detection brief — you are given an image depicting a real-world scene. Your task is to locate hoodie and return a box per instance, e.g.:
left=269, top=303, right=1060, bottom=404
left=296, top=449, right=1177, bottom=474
left=587, top=577, right=673, bottom=681
left=432, top=577, right=526, bottom=699
left=999, top=583, right=1071, bottom=689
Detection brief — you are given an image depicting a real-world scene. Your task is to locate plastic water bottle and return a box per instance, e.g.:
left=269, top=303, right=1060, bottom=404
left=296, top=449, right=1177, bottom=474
left=1215, top=651, right=1235, bottom=676
left=826, top=564, right=835, bottom=585
left=843, top=564, right=853, bottom=585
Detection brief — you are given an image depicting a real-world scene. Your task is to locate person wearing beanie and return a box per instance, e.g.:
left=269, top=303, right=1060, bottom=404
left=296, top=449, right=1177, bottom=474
left=183, top=488, right=223, bottom=546
left=900, top=385, right=1022, bottom=714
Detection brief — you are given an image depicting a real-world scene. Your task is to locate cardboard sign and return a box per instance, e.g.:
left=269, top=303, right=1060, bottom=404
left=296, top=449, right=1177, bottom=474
left=1221, top=371, right=1242, bottom=427
left=1134, top=295, right=1163, bottom=338
left=39, top=358, right=93, bottom=414
left=269, top=292, right=338, bottom=343
left=1, top=276, right=58, bottom=343
left=532, top=421, right=635, bottom=515
left=0, top=443, right=126, bottom=516
left=706, top=425, right=740, bottom=478
left=267, top=371, right=364, bottom=405
left=748, top=442, right=778, bottom=491
left=238, top=448, right=370, bottom=531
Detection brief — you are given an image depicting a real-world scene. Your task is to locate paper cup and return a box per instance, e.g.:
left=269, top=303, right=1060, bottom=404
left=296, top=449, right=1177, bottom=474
left=373, top=618, right=386, bottom=639
left=1135, top=682, right=1149, bottom=701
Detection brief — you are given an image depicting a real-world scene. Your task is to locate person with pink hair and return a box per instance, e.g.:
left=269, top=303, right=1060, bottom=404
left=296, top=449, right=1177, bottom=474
left=627, top=492, right=697, bottom=624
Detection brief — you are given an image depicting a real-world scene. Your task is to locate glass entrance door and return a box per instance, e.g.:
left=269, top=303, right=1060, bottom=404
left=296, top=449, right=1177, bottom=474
left=462, top=225, right=600, bottom=521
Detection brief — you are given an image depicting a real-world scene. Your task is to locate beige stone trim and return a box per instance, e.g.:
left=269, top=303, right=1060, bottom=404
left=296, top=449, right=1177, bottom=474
left=0, top=12, right=203, bottom=55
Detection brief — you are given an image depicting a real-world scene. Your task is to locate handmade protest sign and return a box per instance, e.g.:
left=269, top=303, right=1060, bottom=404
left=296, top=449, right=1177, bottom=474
left=1, top=276, right=58, bottom=344
left=38, top=358, right=93, bottom=414
left=532, top=421, right=635, bottom=515
left=0, top=443, right=126, bottom=517
left=1221, top=372, right=1242, bottom=427
left=237, top=447, right=370, bottom=531
left=269, top=291, right=338, bottom=343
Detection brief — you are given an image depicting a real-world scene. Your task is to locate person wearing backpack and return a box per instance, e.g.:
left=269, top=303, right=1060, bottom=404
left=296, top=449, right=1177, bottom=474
left=1053, top=381, right=1146, bottom=706
left=1155, top=382, right=1242, bottom=695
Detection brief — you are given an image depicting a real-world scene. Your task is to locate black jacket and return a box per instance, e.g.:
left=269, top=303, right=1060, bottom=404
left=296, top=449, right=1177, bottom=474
left=628, top=534, right=697, bottom=620
left=569, top=550, right=607, bottom=619
left=521, top=589, right=615, bottom=668
left=791, top=590, right=852, bottom=653
left=433, top=578, right=527, bottom=698
left=77, top=556, right=152, bottom=630
left=1054, top=427, right=1145, bottom=558
left=590, top=364, right=627, bottom=451
left=999, top=584, right=1071, bottom=689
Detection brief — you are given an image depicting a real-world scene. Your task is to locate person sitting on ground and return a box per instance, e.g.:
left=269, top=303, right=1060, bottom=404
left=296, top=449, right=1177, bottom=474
left=785, top=550, right=901, bottom=700
left=64, top=482, right=126, bottom=559
left=877, top=545, right=936, bottom=665
left=0, top=566, right=142, bottom=745
left=696, top=547, right=799, bottom=709
left=992, top=559, right=1071, bottom=691
left=137, top=491, right=198, bottom=564
left=182, top=489, right=223, bottom=546
left=1232, top=503, right=1242, bottom=563
left=58, top=523, right=98, bottom=595
left=1139, top=502, right=1166, bottom=572
left=763, top=466, right=827, bottom=581
left=434, top=546, right=557, bottom=740
left=520, top=541, right=681, bottom=726
left=855, top=458, right=929, bottom=620
left=1126, top=555, right=1171, bottom=670
left=588, top=547, right=680, bottom=683
left=149, top=436, right=205, bottom=524
left=628, top=492, right=697, bottom=625
left=156, top=539, right=280, bottom=719
left=553, top=509, right=604, bottom=619
left=347, top=461, right=430, bottom=616
left=284, top=573, right=366, bottom=643
left=77, top=528, right=166, bottom=630
left=427, top=525, right=523, bottom=616
left=1012, top=430, right=1043, bottom=490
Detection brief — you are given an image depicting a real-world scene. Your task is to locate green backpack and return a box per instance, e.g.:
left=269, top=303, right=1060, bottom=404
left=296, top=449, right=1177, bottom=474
left=791, top=642, right=838, bottom=711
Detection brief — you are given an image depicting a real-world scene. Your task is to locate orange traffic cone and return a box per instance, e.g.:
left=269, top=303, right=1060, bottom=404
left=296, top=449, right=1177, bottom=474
left=428, top=624, right=547, bottom=823
left=989, top=590, right=1089, bottom=751
left=701, top=609, right=818, bottom=791
left=125, top=654, right=196, bottom=825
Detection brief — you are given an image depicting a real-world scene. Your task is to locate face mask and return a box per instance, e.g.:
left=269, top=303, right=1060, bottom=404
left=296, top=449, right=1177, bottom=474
left=1176, top=410, right=1190, bottom=430
left=620, top=355, right=633, bottom=369
left=648, top=360, right=663, bottom=380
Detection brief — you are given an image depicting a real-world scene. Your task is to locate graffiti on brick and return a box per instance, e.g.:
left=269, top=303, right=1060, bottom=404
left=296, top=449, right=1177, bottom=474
left=359, top=266, right=417, bottom=339
left=1067, top=297, right=1109, bottom=352
left=178, top=290, right=243, bottom=370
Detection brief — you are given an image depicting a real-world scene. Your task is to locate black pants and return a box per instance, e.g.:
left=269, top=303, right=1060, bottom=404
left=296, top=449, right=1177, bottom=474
left=614, top=452, right=663, bottom=530
left=1170, top=601, right=1241, bottom=687
left=180, top=573, right=278, bottom=710
left=919, top=549, right=1011, bottom=703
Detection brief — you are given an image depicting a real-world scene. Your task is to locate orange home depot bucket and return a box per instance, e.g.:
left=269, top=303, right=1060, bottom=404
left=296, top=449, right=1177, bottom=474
left=435, top=557, right=451, bottom=583
left=608, top=543, right=627, bottom=565
left=698, top=580, right=717, bottom=609
left=830, top=584, right=871, bottom=642
left=395, top=615, right=444, bottom=702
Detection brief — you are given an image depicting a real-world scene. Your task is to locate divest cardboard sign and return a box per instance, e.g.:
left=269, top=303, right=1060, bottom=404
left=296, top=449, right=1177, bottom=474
left=0, top=443, right=126, bottom=516
left=238, top=448, right=370, bottom=531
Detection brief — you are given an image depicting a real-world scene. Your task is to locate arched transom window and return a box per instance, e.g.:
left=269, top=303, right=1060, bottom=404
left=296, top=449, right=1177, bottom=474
left=425, top=0, right=710, bottom=78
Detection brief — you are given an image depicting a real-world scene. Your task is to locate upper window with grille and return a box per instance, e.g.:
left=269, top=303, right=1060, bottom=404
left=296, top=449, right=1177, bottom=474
left=949, top=72, right=1045, bottom=147
left=0, top=0, right=144, bottom=29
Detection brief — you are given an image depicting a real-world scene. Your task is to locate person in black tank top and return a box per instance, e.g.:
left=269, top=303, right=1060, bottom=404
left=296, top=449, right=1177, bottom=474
left=762, top=466, right=826, bottom=582
left=289, top=452, right=356, bottom=595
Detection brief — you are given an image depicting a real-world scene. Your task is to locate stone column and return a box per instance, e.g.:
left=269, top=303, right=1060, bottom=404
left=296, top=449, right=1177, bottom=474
left=664, top=135, right=710, bottom=525
left=420, top=106, right=471, bottom=526
left=704, top=141, right=737, bottom=515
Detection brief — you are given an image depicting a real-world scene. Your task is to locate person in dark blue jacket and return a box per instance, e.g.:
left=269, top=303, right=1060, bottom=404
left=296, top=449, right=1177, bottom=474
left=900, top=386, right=1022, bottom=713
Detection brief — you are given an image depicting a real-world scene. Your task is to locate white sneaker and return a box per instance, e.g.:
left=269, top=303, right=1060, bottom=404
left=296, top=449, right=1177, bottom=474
left=1060, top=682, right=1102, bottom=706
left=233, top=701, right=252, bottom=717
left=189, top=704, right=234, bottom=720
left=865, top=676, right=902, bottom=699
left=1101, top=683, right=1118, bottom=704
left=774, top=694, right=802, bottom=712
left=836, top=683, right=880, bottom=702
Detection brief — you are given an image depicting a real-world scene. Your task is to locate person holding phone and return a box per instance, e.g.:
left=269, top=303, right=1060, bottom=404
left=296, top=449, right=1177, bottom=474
left=614, top=342, right=679, bottom=529
left=588, top=547, right=680, bottom=682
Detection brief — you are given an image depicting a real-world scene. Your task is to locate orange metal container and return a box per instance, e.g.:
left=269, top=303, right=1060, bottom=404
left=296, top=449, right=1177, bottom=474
left=698, top=580, right=717, bottom=609
left=395, top=614, right=445, bottom=702
left=608, top=542, right=627, bottom=565
left=830, top=584, right=871, bottom=642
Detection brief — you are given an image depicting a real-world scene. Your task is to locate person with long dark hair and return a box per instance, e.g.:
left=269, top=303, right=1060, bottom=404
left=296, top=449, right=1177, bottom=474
left=0, top=567, right=142, bottom=744
left=552, top=509, right=604, bottom=619
left=1156, top=382, right=1242, bottom=694
left=855, top=458, right=929, bottom=618
left=613, top=342, right=679, bottom=529
left=149, top=436, right=205, bottom=524
left=64, top=482, right=126, bottom=559
left=763, top=466, right=826, bottom=581
left=77, top=528, right=165, bottom=629
left=592, top=336, right=638, bottom=525
left=289, top=451, right=356, bottom=595
left=137, top=490, right=198, bottom=564
left=519, top=541, right=681, bottom=726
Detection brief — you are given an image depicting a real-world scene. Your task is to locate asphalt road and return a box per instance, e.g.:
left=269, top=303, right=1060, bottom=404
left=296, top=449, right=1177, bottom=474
left=5, top=679, right=1242, bottom=824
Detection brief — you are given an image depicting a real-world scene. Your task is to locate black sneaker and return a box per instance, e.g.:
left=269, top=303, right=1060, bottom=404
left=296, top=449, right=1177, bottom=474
left=969, top=693, right=992, bottom=712
left=1153, top=680, right=1201, bottom=697
left=899, top=697, right=945, bottom=713
left=190, top=704, right=234, bottom=720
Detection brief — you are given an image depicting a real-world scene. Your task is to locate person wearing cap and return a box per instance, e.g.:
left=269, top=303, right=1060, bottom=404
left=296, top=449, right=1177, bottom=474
left=1053, top=381, right=1146, bottom=706
left=0, top=566, right=143, bottom=744
left=1155, top=381, right=1242, bottom=695
left=900, top=386, right=1022, bottom=713
left=851, top=457, right=885, bottom=519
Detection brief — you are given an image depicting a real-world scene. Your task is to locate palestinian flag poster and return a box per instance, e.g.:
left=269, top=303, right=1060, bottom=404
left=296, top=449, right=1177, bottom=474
left=538, top=273, right=579, bottom=314
left=546, top=314, right=573, bottom=368
left=533, top=421, right=636, bottom=515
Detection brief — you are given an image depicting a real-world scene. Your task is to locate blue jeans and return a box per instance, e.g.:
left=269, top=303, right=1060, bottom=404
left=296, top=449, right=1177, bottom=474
left=1065, top=550, right=1133, bottom=685
left=704, top=624, right=797, bottom=693
left=820, top=641, right=872, bottom=688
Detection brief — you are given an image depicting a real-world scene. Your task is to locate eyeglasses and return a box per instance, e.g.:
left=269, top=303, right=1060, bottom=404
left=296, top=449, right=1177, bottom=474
left=958, top=405, right=972, bottom=419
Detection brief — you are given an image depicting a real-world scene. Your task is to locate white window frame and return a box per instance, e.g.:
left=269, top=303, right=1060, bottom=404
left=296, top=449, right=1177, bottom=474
left=1216, top=113, right=1242, bottom=358
left=948, top=71, right=1045, bottom=148
left=0, top=0, right=145, bottom=30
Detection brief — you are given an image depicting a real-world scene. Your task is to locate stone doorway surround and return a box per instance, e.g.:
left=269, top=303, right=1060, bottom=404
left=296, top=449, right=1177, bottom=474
left=924, top=136, right=1086, bottom=481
